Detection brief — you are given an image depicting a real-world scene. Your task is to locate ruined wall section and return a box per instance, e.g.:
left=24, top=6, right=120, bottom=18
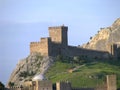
left=30, top=37, right=52, bottom=56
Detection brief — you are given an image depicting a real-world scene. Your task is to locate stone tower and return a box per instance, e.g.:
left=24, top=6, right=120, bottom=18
left=49, top=25, right=68, bottom=46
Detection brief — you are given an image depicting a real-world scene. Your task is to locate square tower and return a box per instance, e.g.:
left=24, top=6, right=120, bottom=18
left=49, top=25, right=68, bottom=46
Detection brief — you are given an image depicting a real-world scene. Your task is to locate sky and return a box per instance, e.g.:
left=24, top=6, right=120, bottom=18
left=0, top=0, right=120, bottom=85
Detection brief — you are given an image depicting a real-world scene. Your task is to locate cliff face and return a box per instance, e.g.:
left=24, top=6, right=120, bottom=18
left=82, top=18, right=120, bottom=51
left=7, top=53, right=54, bottom=86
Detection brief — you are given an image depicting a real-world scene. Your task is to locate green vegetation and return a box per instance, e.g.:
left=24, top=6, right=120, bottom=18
left=8, top=82, right=14, bottom=87
left=0, top=81, right=5, bottom=88
left=19, top=71, right=35, bottom=78
left=45, top=56, right=120, bottom=88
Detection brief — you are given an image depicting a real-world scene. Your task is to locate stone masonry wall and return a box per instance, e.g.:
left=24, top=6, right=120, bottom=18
left=30, top=37, right=51, bottom=56
left=49, top=26, right=68, bottom=46
left=56, top=81, right=72, bottom=90
left=60, top=46, right=110, bottom=58
left=107, top=75, right=116, bottom=90
left=36, top=80, right=52, bottom=90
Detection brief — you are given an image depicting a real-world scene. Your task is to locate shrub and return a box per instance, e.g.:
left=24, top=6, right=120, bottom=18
left=90, top=37, right=92, bottom=39
left=19, top=71, right=35, bottom=78
left=8, top=82, right=14, bottom=87
left=19, top=71, right=29, bottom=78
left=56, top=55, right=63, bottom=61
left=0, top=82, right=4, bottom=88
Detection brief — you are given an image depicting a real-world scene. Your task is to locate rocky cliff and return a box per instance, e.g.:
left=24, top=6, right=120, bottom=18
left=82, top=18, right=120, bottom=51
left=7, top=53, right=54, bottom=86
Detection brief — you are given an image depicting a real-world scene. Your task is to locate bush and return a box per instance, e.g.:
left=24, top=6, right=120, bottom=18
left=73, top=56, right=87, bottom=65
left=0, top=82, right=4, bottom=88
left=56, top=55, right=63, bottom=61
left=19, top=71, right=35, bottom=78
left=19, top=71, right=29, bottom=78
left=90, top=37, right=92, bottom=39
left=8, top=82, right=14, bottom=87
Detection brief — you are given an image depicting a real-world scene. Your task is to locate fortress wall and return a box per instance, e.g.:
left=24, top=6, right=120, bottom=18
left=49, top=43, right=62, bottom=57
left=36, top=80, right=52, bottom=90
left=56, top=81, right=72, bottom=90
left=30, top=37, right=51, bottom=56
left=63, top=46, right=109, bottom=58
left=61, top=27, right=68, bottom=46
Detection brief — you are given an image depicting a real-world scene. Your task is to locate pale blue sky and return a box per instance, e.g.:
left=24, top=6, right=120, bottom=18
left=0, top=0, right=120, bottom=85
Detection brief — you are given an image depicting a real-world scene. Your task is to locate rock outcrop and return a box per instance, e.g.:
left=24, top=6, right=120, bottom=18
left=82, top=18, right=120, bottom=51
left=7, top=53, right=54, bottom=86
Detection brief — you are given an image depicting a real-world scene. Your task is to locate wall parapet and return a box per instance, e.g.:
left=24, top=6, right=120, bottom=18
left=49, top=25, right=68, bottom=30
left=30, top=42, right=41, bottom=44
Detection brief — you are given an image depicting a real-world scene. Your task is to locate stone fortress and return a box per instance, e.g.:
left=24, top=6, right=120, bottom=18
left=30, top=25, right=119, bottom=59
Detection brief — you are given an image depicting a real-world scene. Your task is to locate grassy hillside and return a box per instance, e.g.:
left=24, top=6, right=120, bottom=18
left=45, top=57, right=120, bottom=88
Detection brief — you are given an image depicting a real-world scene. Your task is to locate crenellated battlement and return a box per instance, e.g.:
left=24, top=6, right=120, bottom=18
left=30, top=42, right=41, bottom=44
left=30, top=37, right=52, bottom=56
left=48, top=25, right=68, bottom=30
left=30, top=42, right=41, bottom=48
left=40, top=37, right=51, bottom=42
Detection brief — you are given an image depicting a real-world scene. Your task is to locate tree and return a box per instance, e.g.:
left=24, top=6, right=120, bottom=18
left=90, top=36, right=92, bottom=39
left=0, top=81, right=5, bottom=88
left=8, top=82, right=14, bottom=87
